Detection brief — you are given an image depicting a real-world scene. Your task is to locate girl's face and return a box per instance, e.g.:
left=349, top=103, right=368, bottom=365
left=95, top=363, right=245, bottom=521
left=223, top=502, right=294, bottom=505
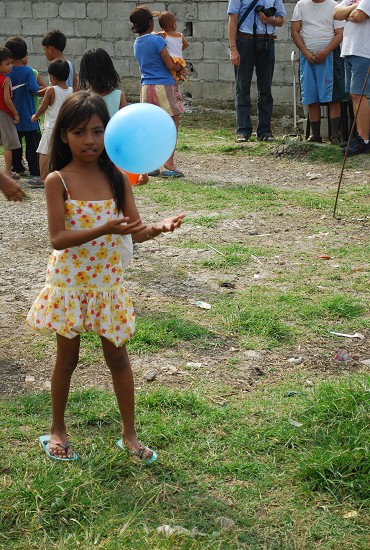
left=61, top=114, right=105, bottom=163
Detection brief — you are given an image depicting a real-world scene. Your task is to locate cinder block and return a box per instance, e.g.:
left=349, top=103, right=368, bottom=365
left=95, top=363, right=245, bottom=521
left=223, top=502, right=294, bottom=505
left=203, top=81, right=234, bottom=101
left=129, top=59, right=141, bottom=78
left=32, top=2, right=58, bottom=19
left=65, top=38, right=87, bottom=55
left=6, top=1, right=31, bottom=18
left=193, top=21, right=225, bottom=40
left=193, top=61, right=219, bottom=81
left=47, top=18, right=75, bottom=36
left=86, top=39, right=115, bottom=56
left=108, top=2, right=141, bottom=20
left=122, top=77, right=140, bottom=99
left=102, top=20, right=130, bottom=39
left=0, top=3, right=5, bottom=17
left=22, top=19, right=48, bottom=36
left=59, top=2, right=86, bottom=19
left=0, top=18, right=22, bottom=35
left=218, top=62, right=235, bottom=82
left=185, top=40, right=203, bottom=60
left=181, top=80, right=203, bottom=101
left=204, top=41, right=228, bottom=60
left=75, top=20, right=102, bottom=38
left=198, top=2, right=220, bottom=21
left=28, top=54, right=48, bottom=73
left=113, top=58, right=131, bottom=78
left=87, top=2, right=108, bottom=20
left=167, top=3, right=197, bottom=21
left=115, top=39, right=135, bottom=58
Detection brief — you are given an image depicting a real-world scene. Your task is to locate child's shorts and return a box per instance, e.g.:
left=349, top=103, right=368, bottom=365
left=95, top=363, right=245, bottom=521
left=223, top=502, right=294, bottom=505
left=0, top=111, right=21, bottom=149
left=300, top=50, right=345, bottom=105
left=140, top=84, right=184, bottom=117
left=344, top=55, right=370, bottom=96
left=37, top=127, right=52, bottom=155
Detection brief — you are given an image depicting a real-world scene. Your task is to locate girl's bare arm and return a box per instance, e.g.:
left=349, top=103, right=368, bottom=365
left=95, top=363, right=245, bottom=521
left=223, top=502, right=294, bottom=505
left=45, top=172, right=146, bottom=250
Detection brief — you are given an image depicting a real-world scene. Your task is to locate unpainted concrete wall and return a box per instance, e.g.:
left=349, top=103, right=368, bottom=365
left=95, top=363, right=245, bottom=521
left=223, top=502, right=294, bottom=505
left=0, top=0, right=299, bottom=113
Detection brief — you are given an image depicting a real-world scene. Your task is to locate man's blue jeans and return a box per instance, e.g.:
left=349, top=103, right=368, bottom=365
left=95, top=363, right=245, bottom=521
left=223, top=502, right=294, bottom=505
left=234, top=37, right=275, bottom=138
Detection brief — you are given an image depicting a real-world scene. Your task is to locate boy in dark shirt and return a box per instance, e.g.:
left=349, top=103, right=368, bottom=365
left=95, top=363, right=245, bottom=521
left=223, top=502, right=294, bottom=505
left=5, top=36, right=42, bottom=186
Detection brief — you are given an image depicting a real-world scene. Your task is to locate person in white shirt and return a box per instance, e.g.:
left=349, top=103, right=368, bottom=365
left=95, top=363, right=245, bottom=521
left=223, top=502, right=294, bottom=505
left=334, top=0, right=370, bottom=155
left=291, top=0, right=345, bottom=144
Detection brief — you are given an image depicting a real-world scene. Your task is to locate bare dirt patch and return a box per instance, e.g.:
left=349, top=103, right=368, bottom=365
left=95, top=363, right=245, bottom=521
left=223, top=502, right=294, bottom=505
left=0, top=149, right=369, bottom=397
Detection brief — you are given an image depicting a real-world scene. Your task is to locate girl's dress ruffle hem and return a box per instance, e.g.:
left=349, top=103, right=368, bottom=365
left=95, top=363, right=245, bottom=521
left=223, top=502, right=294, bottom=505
left=27, top=284, right=135, bottom=347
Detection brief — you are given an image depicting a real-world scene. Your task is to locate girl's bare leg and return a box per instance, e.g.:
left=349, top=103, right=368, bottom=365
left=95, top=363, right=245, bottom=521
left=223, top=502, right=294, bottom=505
left=164, top=114, right=179, bottom=171
left=49, top=334, right=80, bottom=458
left=39, top=153, right=50, bottom=181
left=101, top=337, right=154, bottom=458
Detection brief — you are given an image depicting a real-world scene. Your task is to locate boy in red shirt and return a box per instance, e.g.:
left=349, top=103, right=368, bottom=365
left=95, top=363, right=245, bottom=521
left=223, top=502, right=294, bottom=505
left=0, top=46, right=21, bottom=178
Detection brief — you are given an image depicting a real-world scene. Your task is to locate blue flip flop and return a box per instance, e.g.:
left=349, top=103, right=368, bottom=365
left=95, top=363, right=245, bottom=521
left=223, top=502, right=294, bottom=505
left=39, top=435, right=78, bottom=461
left=161, top=169, right=184, bottom=178
left=117, top=438, right=157, bottom=464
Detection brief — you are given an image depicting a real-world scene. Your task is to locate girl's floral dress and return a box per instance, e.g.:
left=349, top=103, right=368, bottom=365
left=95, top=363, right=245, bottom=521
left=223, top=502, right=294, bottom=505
left=27, top=172, right=135, bottom=347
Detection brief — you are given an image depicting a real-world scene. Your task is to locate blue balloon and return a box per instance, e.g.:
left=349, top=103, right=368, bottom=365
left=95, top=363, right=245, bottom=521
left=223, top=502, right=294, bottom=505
left=104, top=103, right=177, bottom=174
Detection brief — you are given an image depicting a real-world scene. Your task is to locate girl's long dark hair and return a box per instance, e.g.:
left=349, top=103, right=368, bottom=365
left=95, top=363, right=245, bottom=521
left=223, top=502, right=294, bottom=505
left=79, top=48, right=121, bottom=94
left=49, top=91, right=125, bottom=213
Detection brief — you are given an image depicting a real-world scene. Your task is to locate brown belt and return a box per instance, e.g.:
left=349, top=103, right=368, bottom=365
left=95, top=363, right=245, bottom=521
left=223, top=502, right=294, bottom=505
left=237, top=32, right=276, bottom=39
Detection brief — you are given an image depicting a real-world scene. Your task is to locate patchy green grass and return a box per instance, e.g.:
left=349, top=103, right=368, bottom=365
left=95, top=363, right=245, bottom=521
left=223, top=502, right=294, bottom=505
left=1, top=375, right=369, bottom=548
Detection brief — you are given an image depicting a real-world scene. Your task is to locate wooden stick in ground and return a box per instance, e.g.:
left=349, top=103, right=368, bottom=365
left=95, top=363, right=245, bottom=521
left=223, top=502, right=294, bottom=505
left=333, top=67, right=370, bottom=218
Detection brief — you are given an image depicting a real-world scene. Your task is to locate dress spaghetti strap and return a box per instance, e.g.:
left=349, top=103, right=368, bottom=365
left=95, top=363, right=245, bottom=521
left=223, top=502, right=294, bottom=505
left=55, top=170, right=70, bottom=198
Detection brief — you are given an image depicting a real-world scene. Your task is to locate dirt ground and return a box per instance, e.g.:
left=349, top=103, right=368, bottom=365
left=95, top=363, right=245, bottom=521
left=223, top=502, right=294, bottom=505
left=0, top=145, right=369, bottom=398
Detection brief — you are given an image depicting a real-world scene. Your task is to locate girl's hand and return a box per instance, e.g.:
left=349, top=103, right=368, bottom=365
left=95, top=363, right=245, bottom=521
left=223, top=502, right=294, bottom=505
left=31, top=114, right=38, bottom=123
left=104, top=217, right=147, bottom=235
left=152, top=214, right=185, bottom=235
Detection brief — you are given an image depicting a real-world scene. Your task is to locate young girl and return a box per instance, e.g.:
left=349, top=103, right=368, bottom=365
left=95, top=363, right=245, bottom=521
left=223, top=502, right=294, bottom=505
left=158, top=11, right=189, bottom=81
left=27, top=91, right=184, bottom=462
left=78, top=47, right=127, bottom=117
left=79, top=48, right=148, bottom=186
left=31, top=59, right=72, bottom=185
left=130, top=5, right=187, bottom=178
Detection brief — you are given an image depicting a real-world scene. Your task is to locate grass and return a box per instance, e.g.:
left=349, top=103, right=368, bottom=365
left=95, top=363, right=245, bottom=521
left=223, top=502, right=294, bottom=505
left=3, top=109, right=370, bottom=548
left=1, top=375, right=369, bottom=548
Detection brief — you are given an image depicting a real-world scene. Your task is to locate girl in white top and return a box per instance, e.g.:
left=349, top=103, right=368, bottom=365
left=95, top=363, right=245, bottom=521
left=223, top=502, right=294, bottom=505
left=79, top=48, right=148, bottom=185
left=158, top=11, right=189, bottom=81
left=32, top=59, right=72, bottom=182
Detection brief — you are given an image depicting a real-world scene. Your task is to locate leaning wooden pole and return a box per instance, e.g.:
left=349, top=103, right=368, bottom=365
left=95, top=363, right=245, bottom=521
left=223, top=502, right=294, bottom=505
left=333, top=67, right=370, bottom=218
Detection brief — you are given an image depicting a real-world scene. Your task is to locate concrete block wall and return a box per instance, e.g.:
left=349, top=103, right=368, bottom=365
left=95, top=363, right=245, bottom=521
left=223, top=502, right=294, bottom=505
left=0, top=0, right=300, bottom=112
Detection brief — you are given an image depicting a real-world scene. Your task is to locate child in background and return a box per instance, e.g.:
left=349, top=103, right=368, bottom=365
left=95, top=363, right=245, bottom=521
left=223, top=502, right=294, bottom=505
left=78, top=48, right=127, bottom=116
left=27, top=91, right=184, bottom=462
left=22, top=52, right=47, bottom=134
left=158, top=11, right=189, bottom=81
left=0, top=46, right=21, bottom=179
left=291, top=0, right=345, bottom=144
left=130, top=5, right=186, bottom=178
left=4, top=36, right=41, bottom=185
left=79, top=48, right=148, bottom=185
left=42, top=29, right=78, bottom=92
left=31, top=59, right=73, bottom=184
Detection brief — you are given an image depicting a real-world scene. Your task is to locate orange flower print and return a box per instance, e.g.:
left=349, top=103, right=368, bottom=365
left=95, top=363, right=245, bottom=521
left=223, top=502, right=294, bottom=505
left=95, top=263, right=104, bottom=273
left=72, top=258, right=82, bottom=269
left=61, top=265, right=70, bottom=276
left=91, top=203, right=103, bottom=214
left=96, top=248, right=108, bottom=260
left=65, top=203, right=75, bottom=216
left=51, top=313, right=60, bottom=323
left=80, top=215, right=94, bottom=229
left=75, top=271, right=91, bottom=286
left=109, top=251, right=120, bottom=265
left=102, top=275, right=111, bottom=284
left=78, top=247, right=89, bottom=259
